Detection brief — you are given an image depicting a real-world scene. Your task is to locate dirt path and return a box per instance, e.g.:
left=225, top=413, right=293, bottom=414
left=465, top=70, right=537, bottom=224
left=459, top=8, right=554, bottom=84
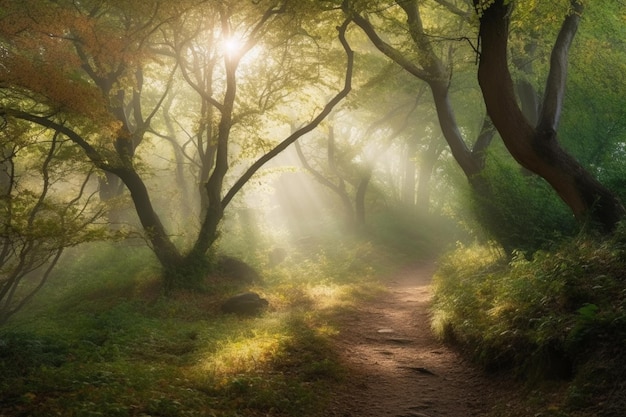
left=325, top=262, right=510, bottom=417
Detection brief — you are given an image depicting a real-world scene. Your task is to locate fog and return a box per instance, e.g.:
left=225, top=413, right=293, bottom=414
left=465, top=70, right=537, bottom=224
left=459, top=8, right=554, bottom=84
left=1, top=1, right=625, bottom=415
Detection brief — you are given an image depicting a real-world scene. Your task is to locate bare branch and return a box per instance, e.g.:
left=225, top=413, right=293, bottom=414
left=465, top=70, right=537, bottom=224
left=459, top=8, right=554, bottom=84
left=431, top=0, right=472, bottom=20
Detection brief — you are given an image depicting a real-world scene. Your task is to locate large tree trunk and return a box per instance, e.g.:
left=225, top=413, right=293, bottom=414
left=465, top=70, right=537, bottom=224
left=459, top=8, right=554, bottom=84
left=112, top=167, right=185, bottom=271
left=476, top=0, right=624, bottom=232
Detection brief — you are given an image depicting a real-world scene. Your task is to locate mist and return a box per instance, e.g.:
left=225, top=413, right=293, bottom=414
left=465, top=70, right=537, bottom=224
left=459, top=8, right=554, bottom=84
left=1, top=1, right=625, bottom=416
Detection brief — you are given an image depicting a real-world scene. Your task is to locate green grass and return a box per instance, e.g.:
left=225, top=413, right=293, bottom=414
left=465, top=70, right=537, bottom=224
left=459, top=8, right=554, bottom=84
left=0, top=239, right=390, bottom=417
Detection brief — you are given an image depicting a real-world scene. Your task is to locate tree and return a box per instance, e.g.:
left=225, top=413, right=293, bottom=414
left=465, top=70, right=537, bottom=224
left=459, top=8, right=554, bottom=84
left=0, top=125, right=105, bottom=324
left=294, top=118, right=357, bottom=228
left=0, top=0, right=353, bottom=288
left=474, top=0, right=625, bottom=232
left=341, top=0, right=495, bottom=189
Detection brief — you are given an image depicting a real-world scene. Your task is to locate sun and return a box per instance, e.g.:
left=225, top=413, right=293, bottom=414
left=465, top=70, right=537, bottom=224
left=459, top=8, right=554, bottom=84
left=222, top=36, right=244, bottom=58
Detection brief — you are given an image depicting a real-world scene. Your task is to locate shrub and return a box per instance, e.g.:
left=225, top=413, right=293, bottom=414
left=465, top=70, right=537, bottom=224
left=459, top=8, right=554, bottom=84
left=432, top=233, right=626, bottom=379
left=467, top=157, right=577, bottom=255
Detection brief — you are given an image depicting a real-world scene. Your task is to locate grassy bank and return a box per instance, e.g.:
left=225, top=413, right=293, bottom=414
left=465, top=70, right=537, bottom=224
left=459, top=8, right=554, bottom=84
left=431, top=229, right=626, bottom=416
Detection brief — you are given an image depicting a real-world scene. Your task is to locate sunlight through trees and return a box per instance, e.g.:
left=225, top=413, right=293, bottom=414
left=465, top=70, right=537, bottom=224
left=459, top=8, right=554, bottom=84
left=0, top=0, right=624, bottom=302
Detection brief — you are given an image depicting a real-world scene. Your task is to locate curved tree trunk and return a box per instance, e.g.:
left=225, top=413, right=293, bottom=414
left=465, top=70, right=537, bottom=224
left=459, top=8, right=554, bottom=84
left=429, top=80, right=486, bottom=182
left=346, top=1, right=490, bottom=190
left=475, top=0, right=624, bottom=232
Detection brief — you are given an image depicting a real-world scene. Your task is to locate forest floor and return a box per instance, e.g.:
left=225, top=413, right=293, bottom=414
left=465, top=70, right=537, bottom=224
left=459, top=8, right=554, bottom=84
left=322, top=262, right=524, bottom=417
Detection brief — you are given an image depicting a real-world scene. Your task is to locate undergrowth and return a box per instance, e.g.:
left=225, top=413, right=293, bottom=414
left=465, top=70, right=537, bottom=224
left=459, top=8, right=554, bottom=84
left=0, top=239, right=389, bottom=417
left=432, top=228, right=626, bottom=416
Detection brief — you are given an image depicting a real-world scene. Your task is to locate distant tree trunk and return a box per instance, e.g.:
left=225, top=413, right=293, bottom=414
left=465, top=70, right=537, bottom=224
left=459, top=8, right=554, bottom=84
left=294, top=139, right=355, bottom=227
left=162, top=97, right=192, bottom=213
left=196, top=96, right=217, bottom=217
left=0, top=145, right=12, bottom=197
left=402, top=137, right=418, bottom=207
left=416, top=136, right=444, bottom=214
left=326, top=122, right=356, bottom=226
left=513, top=39, right=540, bottom=127
left=475, top=0, right=624, bottom=232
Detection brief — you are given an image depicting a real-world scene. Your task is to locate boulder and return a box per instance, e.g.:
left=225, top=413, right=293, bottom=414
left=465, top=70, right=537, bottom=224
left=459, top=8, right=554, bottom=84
left=221, top=292, right=269, bottom=316
left=216, top=255, right=261, bottom=283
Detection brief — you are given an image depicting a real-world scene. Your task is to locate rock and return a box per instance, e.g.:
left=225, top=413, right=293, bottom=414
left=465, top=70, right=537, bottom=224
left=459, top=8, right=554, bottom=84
left=216, top=255, right=261, bottom=283
left=377, top=328, right=395, bottom=333
left=221, top=292, right=269, bottom=316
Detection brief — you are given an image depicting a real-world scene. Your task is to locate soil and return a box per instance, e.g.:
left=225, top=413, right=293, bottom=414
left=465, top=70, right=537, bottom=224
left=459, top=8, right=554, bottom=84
left=324, top=261, right=518, bottom=417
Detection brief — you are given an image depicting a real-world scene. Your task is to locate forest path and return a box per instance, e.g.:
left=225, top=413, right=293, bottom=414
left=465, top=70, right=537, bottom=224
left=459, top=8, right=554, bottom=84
left=324, top=262, right=512, bottom=417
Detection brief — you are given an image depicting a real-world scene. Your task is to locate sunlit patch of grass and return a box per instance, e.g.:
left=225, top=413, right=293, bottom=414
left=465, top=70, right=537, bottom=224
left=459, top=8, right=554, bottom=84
left=197, top=321, right=288, bottom=378
left=430, top=241, right=506, bottom=341
left=261, top=239, right=386, bottom=316
left=309, top=285, right=343, bottom=312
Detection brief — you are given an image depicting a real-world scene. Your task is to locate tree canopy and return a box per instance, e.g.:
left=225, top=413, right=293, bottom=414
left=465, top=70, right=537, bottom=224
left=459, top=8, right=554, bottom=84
left=1, top=0, right=624, bottom=292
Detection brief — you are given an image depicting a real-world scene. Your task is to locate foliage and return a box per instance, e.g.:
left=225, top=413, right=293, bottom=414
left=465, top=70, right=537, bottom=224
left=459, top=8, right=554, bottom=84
left=560, top=0, right=626, bottom=203
left=0, top=0, right=353, bottom=288
left=432, top=230, right=626, bottom=415
left=0, top=126, right=109, bottom=324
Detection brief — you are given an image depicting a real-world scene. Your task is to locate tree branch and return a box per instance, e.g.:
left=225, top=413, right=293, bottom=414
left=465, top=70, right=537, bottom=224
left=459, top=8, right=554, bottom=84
left=1, top=110, right=110, bottom=169
left=221, top=19, right=354, bottom=209
left=431, top=0, right=472, bottom=20
left=343, top=1, right=432, bottom=81
left=537, top=0, right=583, bottom=135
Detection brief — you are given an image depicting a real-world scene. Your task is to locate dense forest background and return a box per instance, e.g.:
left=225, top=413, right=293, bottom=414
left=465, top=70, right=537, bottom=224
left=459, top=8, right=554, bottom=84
left=1, top=1, right=625, bottom=416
